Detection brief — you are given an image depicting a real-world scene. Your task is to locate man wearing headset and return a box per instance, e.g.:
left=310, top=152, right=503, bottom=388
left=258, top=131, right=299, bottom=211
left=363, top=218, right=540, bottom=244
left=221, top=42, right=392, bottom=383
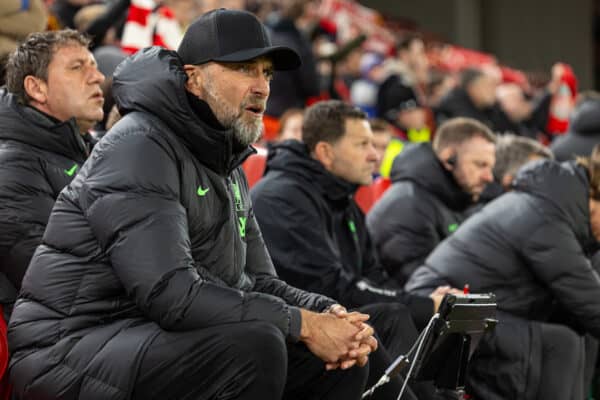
left=367, top=117, right=496, bottom=286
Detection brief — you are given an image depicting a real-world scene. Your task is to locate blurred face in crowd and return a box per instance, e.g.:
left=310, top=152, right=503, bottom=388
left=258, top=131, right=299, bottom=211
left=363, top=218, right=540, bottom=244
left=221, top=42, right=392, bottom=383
left=322, top=118, right=378, bottom=186
left=165, top=0, right=203, bottom=28
left=497, top=83, right=532, bottom=123
left=467, top=74, right=499, bottom=109
left=279, top=112, right=303, bottom=142
left=441, top=136, right=496, bottom=201
left=371, top=128, right=391, bottom=173
left=397, top=107, right=426, bottom=130
left=590, top=199, right=600, bottom=242
left=25, top=43, right=105, bottom=125
left=185, top=57, right=273, bottom=146
left=399, top=39, right=429, bottom=84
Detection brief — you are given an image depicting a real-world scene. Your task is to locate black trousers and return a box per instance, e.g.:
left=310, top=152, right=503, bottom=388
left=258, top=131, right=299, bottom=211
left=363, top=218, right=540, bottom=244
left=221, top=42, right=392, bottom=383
left=133, top=320, right=369, bottom=400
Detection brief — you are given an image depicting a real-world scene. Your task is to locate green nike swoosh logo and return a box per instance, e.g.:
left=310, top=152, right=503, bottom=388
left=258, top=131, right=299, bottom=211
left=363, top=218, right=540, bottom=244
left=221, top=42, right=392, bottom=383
left=64, top=164, right=78, bottom=176
left=197, top=186, right=210, bottom=196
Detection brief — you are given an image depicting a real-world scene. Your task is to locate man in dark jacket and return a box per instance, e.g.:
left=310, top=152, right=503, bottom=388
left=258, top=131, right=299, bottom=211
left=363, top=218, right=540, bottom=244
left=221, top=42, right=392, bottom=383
left=367, top=117, right=496, bottom=285
left=8, top=10, right=376, bottom=400
left=252, top=100, right=454, bottom=400
left=405, top=155, right=600, bottom=400
left=0, top=30, right=104, bottom=315
left=551, top=91, right=600, bottom=161
left=435, top=68, right=551, bottom=138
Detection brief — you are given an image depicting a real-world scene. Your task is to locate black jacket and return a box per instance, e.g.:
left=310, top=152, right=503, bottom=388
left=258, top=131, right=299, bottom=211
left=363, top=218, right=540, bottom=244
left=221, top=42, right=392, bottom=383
left=551, top=98, right=600, bottom=161
left=0, top=90, right=87, bottom=309
left=366, top=143, right=471, bottom=285
left=251, top=141, right=433, bottom=326
left=435, top=87, right=551, bottom=137
left=8, top=47, right=334, bottom=400
left=406, top=160, right=600, bottom=399
left=265, top=17, right=320, bottom=117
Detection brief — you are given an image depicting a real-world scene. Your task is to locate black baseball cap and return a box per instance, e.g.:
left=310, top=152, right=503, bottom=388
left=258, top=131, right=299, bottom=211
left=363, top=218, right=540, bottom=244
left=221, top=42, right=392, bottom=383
left=177, top=9, right=301, bottom=71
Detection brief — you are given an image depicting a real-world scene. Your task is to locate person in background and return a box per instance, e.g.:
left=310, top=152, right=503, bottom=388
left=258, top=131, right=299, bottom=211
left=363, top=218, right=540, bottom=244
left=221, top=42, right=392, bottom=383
left=276, top=107, right=304, bottom=142
left=369, top=118, right=392, bottom=177
left=367, top=117, right=496, bottom=285
left=0, top=30, right=104, bottom=317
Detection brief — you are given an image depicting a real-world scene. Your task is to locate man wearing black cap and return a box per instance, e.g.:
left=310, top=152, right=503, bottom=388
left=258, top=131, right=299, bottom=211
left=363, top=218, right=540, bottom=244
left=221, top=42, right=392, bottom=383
left=7, top=9, right=375, bottom=400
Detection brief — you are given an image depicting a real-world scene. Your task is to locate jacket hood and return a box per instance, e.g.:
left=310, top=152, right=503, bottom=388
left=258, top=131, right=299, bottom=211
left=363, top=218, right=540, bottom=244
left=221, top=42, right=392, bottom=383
left=0, top=89, right=87, bottom=162
left=390, top=143, right=473, bottom=210
left=265, top=139, right=358, bottom=202
left=513, top=160, right=590, bottom=242
left=112, top=47, right=253, bottom=175
left=568, top=99, right=600, bottom=136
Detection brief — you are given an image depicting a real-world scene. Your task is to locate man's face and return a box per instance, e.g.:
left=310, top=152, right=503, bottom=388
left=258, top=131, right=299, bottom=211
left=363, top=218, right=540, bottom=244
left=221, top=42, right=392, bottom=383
left=279, top=113, right=303, bottom=142
left=451, top=136, right=496, bottom=200
left=328, top=118, right=378, bottom=186
left=397, top=107, right=426, bottom=130
left=188, top=57, right=272, bottom=147
left=34, top=44, right=105, bottom=123
left=468, top=74, right=498, bottom=109
left=590, top=199, right=600, bottom=242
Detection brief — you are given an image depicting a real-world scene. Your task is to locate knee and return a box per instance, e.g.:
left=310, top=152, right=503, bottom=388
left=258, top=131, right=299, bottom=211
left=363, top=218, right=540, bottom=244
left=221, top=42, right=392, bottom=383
left=226, top=321, right=288, bottom=372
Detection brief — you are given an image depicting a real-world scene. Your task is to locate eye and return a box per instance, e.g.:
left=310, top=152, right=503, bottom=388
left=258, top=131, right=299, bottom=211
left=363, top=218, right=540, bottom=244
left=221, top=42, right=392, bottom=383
left=264, top=69, right=274, bottom=81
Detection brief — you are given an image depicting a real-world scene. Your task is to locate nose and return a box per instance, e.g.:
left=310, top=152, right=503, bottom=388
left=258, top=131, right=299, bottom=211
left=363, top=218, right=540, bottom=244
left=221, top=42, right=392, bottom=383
left=481, top=167, right=494, bottom=183
left=251, top=68, right=270, bottom=98
left=367, top=142, right=379, bottom=163
left=89, top=66, right=105, bottom=85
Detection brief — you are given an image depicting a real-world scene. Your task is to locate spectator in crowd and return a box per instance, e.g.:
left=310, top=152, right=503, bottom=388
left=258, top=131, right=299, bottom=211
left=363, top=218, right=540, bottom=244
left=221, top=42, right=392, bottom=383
left=265, top=0, right=321, bottom=118
left=0, top=0, right=47, bottom=84
left=551, top=91, right=600, bottom=161
left=275, top=107, right=304, bottom=142
left=369, top=118, right=392, bottom=177
left=425, top=68, right=456, bottom=108
left=252, top=100, right=456, bottom=399
left=367, top=118, right=496, bottom=285
left=435, top=67, right=552, bottom=137
left=8, top=11, right=376, bottom=399
left=0, top=30, right=104, bottom=317
left=351, top=52, right=385, bottom=117
left=405, top=146, right=600, bottom=400
left=51, top=0, right=94, bottom=29
left=377, top=79, right=429, bottom=142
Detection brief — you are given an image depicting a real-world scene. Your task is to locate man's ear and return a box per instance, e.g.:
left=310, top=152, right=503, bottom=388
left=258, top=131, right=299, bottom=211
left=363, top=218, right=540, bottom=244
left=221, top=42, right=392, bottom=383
left=313, top=141, right=335, bottom=170
left=23, top=75, right=47, bottom=104
left=437, top=147, right=456, bottom=171
left=183, top=65, right=203, bottom=97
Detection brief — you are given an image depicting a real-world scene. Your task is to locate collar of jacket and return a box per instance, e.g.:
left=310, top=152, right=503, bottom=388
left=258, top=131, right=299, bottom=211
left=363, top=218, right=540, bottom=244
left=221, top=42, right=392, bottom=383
left=0, top=89, right=88, bottom=163
left=267, top=140, right=359, bottom=203
left=390, top=142, right=473, bottom=211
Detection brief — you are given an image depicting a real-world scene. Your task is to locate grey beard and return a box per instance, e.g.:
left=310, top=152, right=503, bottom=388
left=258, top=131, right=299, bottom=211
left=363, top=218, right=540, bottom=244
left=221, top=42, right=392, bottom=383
left=232, top=116, right=263, bottom=147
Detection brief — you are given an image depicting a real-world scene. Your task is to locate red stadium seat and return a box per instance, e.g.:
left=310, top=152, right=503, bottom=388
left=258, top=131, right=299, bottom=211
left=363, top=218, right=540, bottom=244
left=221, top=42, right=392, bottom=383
left=0, top=305, right=10, bottom=399
left=354, top=177, right=391, bottom=213
left=242, top=147, right=268, bottom=189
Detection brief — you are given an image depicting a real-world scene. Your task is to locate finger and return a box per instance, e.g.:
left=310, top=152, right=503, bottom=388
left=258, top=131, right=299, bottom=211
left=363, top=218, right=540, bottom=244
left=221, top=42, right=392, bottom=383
left=357, top=355, right=369, bottom=367
left=325, top=362, right=340, bottom=371
left=364, top=335, right=378, bottom=352
left=340, top=358, right=357, bottom=370
left=328, top=304, right=348, bottom=317
left=354, top=324, right=374, bottom=341
left=348, top=343, right=373, bottom=359
left=344, top=312, right=370, bottom=324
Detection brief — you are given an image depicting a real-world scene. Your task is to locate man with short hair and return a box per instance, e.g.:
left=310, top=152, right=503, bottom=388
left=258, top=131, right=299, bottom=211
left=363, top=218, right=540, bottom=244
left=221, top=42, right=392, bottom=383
left=0, top=29, right=104, bottom=315
left=367, top=117, right=496, bottom=285
left=252, top=100, right=457, bottom=400
left=8, top=10, right=375, bottom=400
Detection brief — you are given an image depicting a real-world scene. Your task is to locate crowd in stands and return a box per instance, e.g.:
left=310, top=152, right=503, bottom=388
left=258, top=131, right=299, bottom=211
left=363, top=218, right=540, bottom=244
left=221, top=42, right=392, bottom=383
left=2, top=0, right=600, bottom=399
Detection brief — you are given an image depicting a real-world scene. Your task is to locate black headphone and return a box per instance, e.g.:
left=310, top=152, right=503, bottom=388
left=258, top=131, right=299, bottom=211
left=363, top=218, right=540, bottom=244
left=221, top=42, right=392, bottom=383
left=446, top=154, right=457, bottom=168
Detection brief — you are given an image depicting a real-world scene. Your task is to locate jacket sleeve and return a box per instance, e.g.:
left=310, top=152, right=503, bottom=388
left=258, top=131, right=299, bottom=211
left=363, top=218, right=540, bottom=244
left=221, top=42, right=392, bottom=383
left=0, top=155, right=57, bottom=296
left=522, top=220, right=600, bottom=338
left=367, top=195, right=441, bottom=285
left=252, top=182, right=433, bottom=315
left=243, top=197, right=337, bottom=313
left=83, top=130, right=299, bottom=339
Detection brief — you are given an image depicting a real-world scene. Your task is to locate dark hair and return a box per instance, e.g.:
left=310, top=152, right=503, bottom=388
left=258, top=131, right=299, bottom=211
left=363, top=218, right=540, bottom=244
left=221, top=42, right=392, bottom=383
left=303, top=100, right=367, bottom=152
left=6, top=30, right=90, bottom=105
left=433, top=117, right=496, bottom=153
left=577, top=144, right=600, bottom=200
left=493, top=134, right=553, bottom=180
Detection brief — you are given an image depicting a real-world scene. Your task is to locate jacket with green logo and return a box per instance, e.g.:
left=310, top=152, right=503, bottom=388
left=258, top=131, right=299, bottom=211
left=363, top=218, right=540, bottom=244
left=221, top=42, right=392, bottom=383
left=366, top=143, right=471, bottom=286
left=0, top=89, right=87, bottom=311
left=8, top=47, right=334, bottom=400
